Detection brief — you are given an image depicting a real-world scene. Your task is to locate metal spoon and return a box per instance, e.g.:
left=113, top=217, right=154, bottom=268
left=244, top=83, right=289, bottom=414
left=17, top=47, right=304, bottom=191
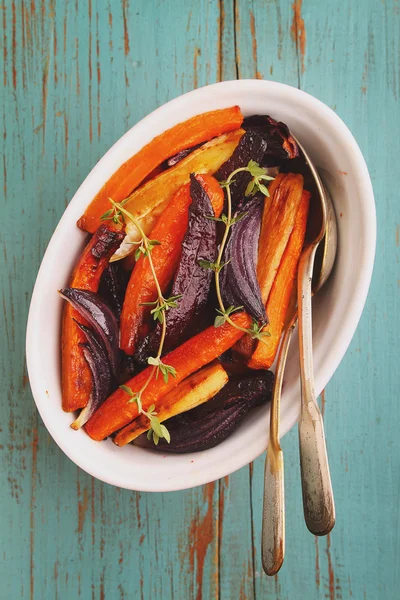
left=297, top=147, right=337, bottom=536
left=262, top=142, right=337, bottom=575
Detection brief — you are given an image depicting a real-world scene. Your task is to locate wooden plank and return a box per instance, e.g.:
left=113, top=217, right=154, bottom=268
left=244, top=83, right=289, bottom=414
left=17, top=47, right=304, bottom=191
left=213, top=4, right=256, bottom=599
left=246, top=1, right=400, bottom=599
left=0, top=1, right=222, bottom=598
left=216, top=3, right=300, bottom=600
left=234, top=1, right=315, bottom=595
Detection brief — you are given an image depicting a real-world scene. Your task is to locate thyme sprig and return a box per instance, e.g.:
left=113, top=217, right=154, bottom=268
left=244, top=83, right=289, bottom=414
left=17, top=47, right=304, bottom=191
left=214, top=305, right=244, bottom=328
left=245, top=159, right=275, bottom=196
left=101, top=199, right=176, bottom=444
left=141, top=294, right=182, bottom=323
left=119, top=387, right=170, bottom=445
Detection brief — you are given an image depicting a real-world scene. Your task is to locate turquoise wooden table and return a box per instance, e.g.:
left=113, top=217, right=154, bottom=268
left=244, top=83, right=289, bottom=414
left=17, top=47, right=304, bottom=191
left=1, top=1, right=398, bottom=598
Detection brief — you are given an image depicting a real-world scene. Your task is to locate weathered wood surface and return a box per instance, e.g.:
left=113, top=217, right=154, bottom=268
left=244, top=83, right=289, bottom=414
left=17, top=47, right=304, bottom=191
left=1, top=1, right=398, bottom=598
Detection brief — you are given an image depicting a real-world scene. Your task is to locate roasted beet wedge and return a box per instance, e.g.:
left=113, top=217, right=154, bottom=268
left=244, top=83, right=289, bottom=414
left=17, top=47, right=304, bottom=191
left=70, top=322, right=112, bottom=430
left=213, top=116, right=299, bottom=213
left=140, top=371, right=274, bottom=453
left=98, top=263, right=130, bottom=320
left=220, top=197, right=267, bottom=323
left=215, top=129, right=268, bottom=212
left=243, top=115, right=299, bottom=166
left=59, top=288, right=120, bottom=378
left=135, top=174, right=218, bottom=364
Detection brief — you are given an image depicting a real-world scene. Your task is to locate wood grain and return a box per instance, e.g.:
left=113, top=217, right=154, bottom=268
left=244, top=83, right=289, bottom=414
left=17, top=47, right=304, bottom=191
left=1, top=1, right=398, bottom=598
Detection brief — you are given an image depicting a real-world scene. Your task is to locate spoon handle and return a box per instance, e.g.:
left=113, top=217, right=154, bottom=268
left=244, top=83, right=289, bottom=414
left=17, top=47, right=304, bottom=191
left=262, top=445, right=285, bottom=575
left=298, top=246, right=336, bottom=536
left=262, top=322, right=295, bottom=575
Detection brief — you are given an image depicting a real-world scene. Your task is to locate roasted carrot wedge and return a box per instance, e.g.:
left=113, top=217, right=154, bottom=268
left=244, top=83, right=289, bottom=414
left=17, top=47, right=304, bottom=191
left=111, top=129, right=244, bottom=261
left=119, top=184, right=191, bottom=355
left=78, top=107, right=244, bottom=233
left=257, top=173, right=304, bottom=303
left=85, top=312, right=251, bottom=441
left=196, top=173, right=225, bottom=218
left=234, top=173, right=304, bottom=357
left=119, top=174, right=224, bottom=355
left=61, top=225, right=125, bottom=412
left=114, top=362, right=228, bottom=446
left=248, top=190, right=310, bottom=369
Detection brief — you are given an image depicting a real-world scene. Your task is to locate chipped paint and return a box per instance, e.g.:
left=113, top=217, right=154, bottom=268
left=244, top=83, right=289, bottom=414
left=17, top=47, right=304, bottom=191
left=22, top=364, right=29, bottom=388
left=291, top=0, right=306, bottom=74
left=315, top=536, right=320, bottom=588
left=77, top=484, right=89, bottom=534
left=275, top=1, right=283, bottom=60
left=30, top=426, right=38, bottom=600
left=189, top=483, right=216, bottom=600
left=122, top=0, right=130, bottom=56
left=217, top=0, right=223, bottom=82
left=234, top=0, right=241, bottom=77
left=326, top=533, right=335, bottom=600
left=3, top=6, right=7, bottom=87
left=88, top=2, right=93, bottom=143
left=99, top=568, right=105, bottom=600
left=96, top=11, right=101, bottom=139
left=249, top=11, right=262, bottom=79
left=361, top=59, right=368, bottom=94
left=193, top=47, right=201, bottom=88
left=135, top=492, right=142, bottom=528
left=41, top=51, right=50, bottom=149
left=12, top=1, right=17, bottom=89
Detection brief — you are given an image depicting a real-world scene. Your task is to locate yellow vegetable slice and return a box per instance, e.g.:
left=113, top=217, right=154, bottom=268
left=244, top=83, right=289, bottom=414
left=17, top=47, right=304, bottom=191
left=111, top=129, right=244, bottom=261
left=113, top=362, right=228, bottom=446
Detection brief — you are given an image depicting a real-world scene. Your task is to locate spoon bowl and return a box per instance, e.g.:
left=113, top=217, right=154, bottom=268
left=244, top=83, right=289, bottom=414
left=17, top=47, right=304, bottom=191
left=313, top=186, right=337, bottom=293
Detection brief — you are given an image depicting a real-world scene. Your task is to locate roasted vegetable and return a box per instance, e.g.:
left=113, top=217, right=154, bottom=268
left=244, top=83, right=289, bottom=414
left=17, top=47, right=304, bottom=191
left=166, top=144, right=202, bottom=167
left=61, top=224, right=124, bottom=412
left=141, top=164, right=166, bottom=185
left=249, top=190, right=310, bottom=369
left=234, top=173, right=304, bottom=358
left=220, top=197, right=266, bottom=323
left=119, top=352, right=138, bottom=385
left=98, top=263, right=130, bottom=320
left=85, top=312, right=252, bottom=441
left=120, top=174, right=224, bottom=356
left=256, top=173, right=304, bottom=303
left=119, top=183, right=191, bottom=355
left=70, top=323, right=112, bottom=430
left=215, top=129, right=268, bottom=212
left=140, top=371, right=274, bottom=453
left=59, top=288, right=120, bottom=378
left=78, top=107, right=244, bottom=234
left=136, top=174, right=223, bottom=363
left=196, top=172, right=225, bottom=219
left=243, top=115, right=299, bottom=165
left=114, top=363, right=228, bottom=446
left=111, top=129, right=244, bottom=261
left=62, top=109, right=314, bottom=456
